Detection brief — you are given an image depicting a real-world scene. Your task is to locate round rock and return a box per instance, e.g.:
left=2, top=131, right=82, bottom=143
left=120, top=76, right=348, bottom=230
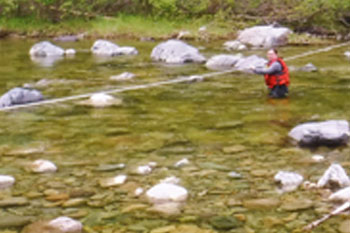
left=29, top=41, right=65, bottom=57
left=30, top=159, right=57, bottom=173
left=0, top=175, right=15, bottom=189
left=146, top=183, right=188, bottom=204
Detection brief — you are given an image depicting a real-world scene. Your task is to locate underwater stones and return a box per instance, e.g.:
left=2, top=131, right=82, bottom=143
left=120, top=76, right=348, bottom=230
left=110, top=72, right=135, bottom=81
left=99, top=175, right=127, bottom=188
left=288, top=120, right=350, bottom=147
left=205, top=54, right=242, bottom=70
left=317, top=164, right=350, bottom=189
left=94, top=163, right=125, bottom=172
left=65, top=49, right=76, bottom=55
left=280, top=198, right=313, bottom=211
left=174, top=158, right=190, bottom=168
left=243, top=198, right=280, bottom=210
left=312, top=154, right=325, bottom=162
left=0, top=175, right=15, bottom=189
left=30, top=159, right=57, bottom=173
left=134, top=187, right=144, bottom=196
left=237, top=25, right=292, bottom=48
left=29, top=41, right=65, bottom=57
left=146, top=183, right=188, bottom=204
left=151, top=39, right=206, bottom=64
left=222, top=145, right=246, bottom=154
left=329, top=187, right=350, bottom=202
left=137, top=165, right=152, bottom=175
left=299, top=63, right=317, bottom=72
left=344, top=51, right=350, bottom=59
left=0, top=87, right=44, bottom=108
left=160, top=176, right=181, bottom=185
left=274, top=171, right=304, bottom=193
left=210, top=216, right=242, bottom=230
left=223, top=40, right=247, bottom=51
left=48, top=217, right=83, bottom=233
left=0, top=215, right=35, bottom=228
left=149, top=202, right=182, bottom=216
left=228, top=171, right=243, bottom=179
left=0, top=197, right=29, bottom=207
left=78, top=93, right=122, bottom=108
left=91, top=39, right=138, bottom=56
left=234, top=55, right=267, bottom=72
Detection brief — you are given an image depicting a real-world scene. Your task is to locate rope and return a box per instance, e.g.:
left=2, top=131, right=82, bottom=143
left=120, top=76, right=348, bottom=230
left=1, top=41, right=350, bottom=112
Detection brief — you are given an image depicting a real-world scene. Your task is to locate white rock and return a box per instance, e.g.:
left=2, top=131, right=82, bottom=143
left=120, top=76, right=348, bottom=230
left=205, top=54, right=243, bottom=70
left=137, top=165, right=152, bottom=175
left=174, top=158, right=190, bottom=168
left=91, top=40, right=138, bottom=56
left=65, top=49, right=76, bottom=55
left=177, top=30, right=191, bottom=39
left=223, top=40, right=247, bottom=51
left=146, top=183, right=188, bottom=204
left=160, top=176, right=181, bottom=185
left=274, top=171, right=304, bottom=193
left=48, top=216, right=82, bottom=233
left=237, top=25, right=292, bottom=48
left=228, top=171, right=242, bottom=179
left=99, top=175, right=127, bottom=188
left=344, top=51, right=350, bottom=58
left=312, top=155, right=325, bottom=162
left=329, top=186, right=350, bottom=202
left=187, top=75, right=204, bottom=82
left=110, top=72, right=135, bottom=81
left=303, top=181, right=317, bottom=190
left=0, top=175, right=15, bottom=189
left=29, top=41, right=65, bottom=57
left=299, top=63, right=317, bottom=72
left=79, top=93, right=122, bottom=108
left=151, top=40, right=206, bottom=64
left=30, top=159, right=57, bottom=173
left=148, top=162, right=157, bottom=168
left=234, top=55, right=267, bottom=72
left=317, top=164, right=350, bottom=188
left=134, top=187, right=144, bottom=196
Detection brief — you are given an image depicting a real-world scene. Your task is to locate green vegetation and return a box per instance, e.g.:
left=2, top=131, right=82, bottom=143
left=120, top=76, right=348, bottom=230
left=0, top=0, right=350, bottom=38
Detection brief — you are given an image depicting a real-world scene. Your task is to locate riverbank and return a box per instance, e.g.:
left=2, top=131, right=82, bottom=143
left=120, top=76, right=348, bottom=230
left=0, top=15, right=340, bottom=45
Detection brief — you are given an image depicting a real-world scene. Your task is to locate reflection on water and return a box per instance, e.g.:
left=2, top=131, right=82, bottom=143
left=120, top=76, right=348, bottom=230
left=0, top=39, right=350, bottom=232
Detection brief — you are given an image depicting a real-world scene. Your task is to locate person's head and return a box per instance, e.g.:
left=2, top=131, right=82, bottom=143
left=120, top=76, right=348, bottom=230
left=267, top=48, right=278, bottom=61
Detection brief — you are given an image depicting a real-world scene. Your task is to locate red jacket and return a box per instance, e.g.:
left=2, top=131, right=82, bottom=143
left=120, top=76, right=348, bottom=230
left=264, top=58, right=290, bottom=89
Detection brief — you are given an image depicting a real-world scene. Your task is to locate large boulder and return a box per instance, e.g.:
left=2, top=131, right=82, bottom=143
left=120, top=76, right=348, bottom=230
left=29, top=41, right=65, bottom=57
left=234, top=55, right=267, bottom=72
left=237, top=25, right=292, bottom=48
left=205, top=54, right=242, bottom=70
left=288, top=120, right=350, bottom=147
left=151, top=39, right=206, bottom=64
left=91, top=40, right=138, bottom=56
left=0, top=87, right=44, bottom=108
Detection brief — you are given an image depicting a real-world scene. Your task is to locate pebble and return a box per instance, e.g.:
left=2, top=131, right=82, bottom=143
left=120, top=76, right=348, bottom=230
left=228, top=171, right=242, bottom=179
left=48, top=216, right=83, bottom=233
left=30, top=159, right=57, bottom=173
left=274, top=171, right=304, bottom=193
left=146, top=183, right=188, bottom=204
left=0, top=197, right=29, bottom=207
left=65, top=49, right=76, bottom=55
left=134, top=187, right=144, bottom=196
left=99, top=175, right=127, bottom=187
left=110, top=72, right=135, bottom=81
left=312, top=154, right=325, bottom=162
left=137, top=165, right=152, bottom=175
left=0, top=175, right=15, bottom=189
left=344, top=51, right=350, bottom=59
left=174, top=158, right=190, bottom=168
left=160, top=176, right=180, bottom=185
left=79, top=93, right=122, bottom=108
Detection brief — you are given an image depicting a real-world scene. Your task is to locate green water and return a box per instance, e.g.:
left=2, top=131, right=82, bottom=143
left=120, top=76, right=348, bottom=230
left=0, top=39, right=350, bottom=233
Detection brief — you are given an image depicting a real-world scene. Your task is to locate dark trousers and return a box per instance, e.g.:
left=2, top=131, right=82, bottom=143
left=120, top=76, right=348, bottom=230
left=269, top=85, right=288, bottom=98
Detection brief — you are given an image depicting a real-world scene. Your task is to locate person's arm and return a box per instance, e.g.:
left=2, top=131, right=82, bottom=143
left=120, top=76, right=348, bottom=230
left=253, top=61, right=282, bottom=75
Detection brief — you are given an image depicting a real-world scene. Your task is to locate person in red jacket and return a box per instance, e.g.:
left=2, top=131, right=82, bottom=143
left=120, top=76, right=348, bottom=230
left=251, top=49, right=290, bottom=98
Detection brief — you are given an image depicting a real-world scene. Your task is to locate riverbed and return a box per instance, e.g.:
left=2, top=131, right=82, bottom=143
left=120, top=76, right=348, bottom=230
left=0, top=39, right=350, bottom=233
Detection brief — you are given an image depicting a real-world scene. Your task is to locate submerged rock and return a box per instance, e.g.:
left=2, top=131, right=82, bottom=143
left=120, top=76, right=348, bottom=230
left=30, top=159, right=57, bottom=173
left=237, top=25, right=292, bottom=48
left=0, top=215, right=35, bottom=228
left=29, top=41, right=65, bottom=57
left=223, top=40, right=247, bottom=51
left=174, top=158, right=190, bottom=168
left=65, top=49, right=76, bottom=55
left=78, top=93, right=122, bottom=108
left=317, top=164, right=350, bottom=189
left=146, top=183, right=188, bottom=204
left=205, top=54, right=242, bottom=70
left=299, top=63, right=317, bottom=72
left=288, top=120, right=350, bottom=147
left=210, top=216, right=242, bottom=230
left=329, top=186, right=350, bottom=202
left=91, top=39, right=138, bottom=56
left=110, top=72, right=135, bottom=81
left=0, top=197, right=29, bottom=207
left=49, top=217, right=82, bottom=233
left=149, top=202, right=182, bottom=216
left=243, top=198, right=280, bottom=210
left=234, top=55, right=267, bottom=72
left=0, top=87, right=44, bottom=108
left=99, top=175, right=127, bottom=188
left=151, top=40, right=206, bottom=64
left=312, top=154, right=325, bottom=162
left=274, top=171, right=304, bottom=193
left=344, top=51, right=350, bottom=59
left=0, top=175, right=15, bottom=189
left=137, top=165, right=152, bottom=175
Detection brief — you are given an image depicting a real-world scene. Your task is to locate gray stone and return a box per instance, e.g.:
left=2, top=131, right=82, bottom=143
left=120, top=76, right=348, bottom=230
left=151, top=39, right=206, bottom=64
left=234, top=55, right=267, bottom=72
left=288, top=120, right=350, bottom=147
left=274, top=171, right=304, bottom=193
left=317, top=164, right=350, bottom=189
left=299, top=63, right=317, bottom=72
left=29, top=41, right=65, bottom=57
left=0, top=87, right=44, bottom=108
left=0, top=175, right=15, bottom=189
left=91, top=40, right=138, bottom=56
left=223, top=40, right=247, bottom=51
left=205, top=54, right=242, bottom=70
left=237, top=25, right=292, bottom=48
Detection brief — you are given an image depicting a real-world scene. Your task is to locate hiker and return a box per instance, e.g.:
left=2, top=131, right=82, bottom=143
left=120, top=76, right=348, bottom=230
left=251, top=49, right=290, bottom=98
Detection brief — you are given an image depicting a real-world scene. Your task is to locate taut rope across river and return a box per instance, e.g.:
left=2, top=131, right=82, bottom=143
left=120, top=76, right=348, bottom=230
left=1, top=41, right=350, bottom=112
